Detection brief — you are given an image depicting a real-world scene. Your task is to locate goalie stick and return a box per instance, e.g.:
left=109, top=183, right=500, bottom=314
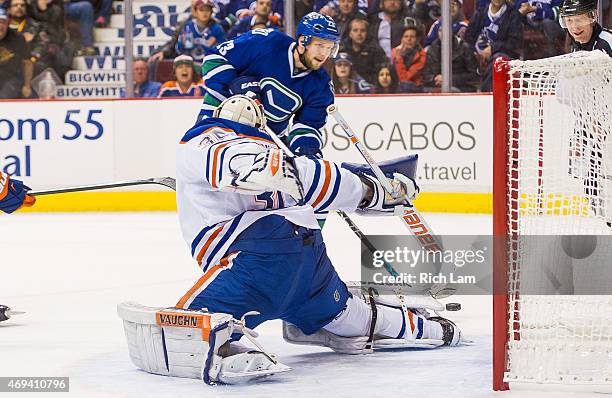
left=327, top=105, right=456, bottom=299
left=28, top=177, right=176, bottom=196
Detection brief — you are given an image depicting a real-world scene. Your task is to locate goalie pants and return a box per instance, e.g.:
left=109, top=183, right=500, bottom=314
left=176, top=215, right=350, bottom=335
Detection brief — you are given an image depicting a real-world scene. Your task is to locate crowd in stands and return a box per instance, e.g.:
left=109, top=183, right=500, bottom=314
left=0, top=0, right=610, bottom=99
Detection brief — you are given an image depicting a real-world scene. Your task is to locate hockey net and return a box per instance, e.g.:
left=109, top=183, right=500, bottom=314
left=493, top=51, right=612, bottom=390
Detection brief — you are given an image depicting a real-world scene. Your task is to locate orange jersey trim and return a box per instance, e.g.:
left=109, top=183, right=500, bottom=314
left=176, top=253, right=237, bottom=310
left=312, top=160, right=332, bottom=208
left=195, top=224, right=225, bottom=265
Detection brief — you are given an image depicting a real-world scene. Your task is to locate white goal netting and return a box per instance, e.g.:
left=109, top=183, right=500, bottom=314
left=503, top=51, right=612, bottom=385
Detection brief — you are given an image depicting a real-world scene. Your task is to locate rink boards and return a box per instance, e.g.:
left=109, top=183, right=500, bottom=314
left=0, top=95, right=493, bottom=213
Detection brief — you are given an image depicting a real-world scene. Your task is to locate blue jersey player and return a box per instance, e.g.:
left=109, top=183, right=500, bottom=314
left=198, top=12, right=340, bottom=158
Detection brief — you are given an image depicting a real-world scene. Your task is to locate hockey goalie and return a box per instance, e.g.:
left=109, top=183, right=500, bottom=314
left=117, top=95, right=464, bottom=385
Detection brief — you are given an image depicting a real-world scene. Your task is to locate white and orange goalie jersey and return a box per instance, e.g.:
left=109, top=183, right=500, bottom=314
left=176, top=117, right=364, bottom=271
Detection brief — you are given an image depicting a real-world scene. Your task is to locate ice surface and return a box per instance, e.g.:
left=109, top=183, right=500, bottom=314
left=0, top=211, right=526, bottom=397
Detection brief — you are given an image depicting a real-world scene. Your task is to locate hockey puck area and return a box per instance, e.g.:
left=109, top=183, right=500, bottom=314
left=0, top=305, right=11, bottom=322
left=0, top=305, right=25, bottom=322
left=445, top=303, right=461, bottom=311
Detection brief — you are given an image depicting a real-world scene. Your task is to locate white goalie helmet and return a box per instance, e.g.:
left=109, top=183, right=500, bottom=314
left=213, top=94, right=266, bottom=128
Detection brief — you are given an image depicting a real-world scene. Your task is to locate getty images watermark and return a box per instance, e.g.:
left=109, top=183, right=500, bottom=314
left=362, top=235, right=612, bottom=295
left=370, top=245, right=487, bottom=285
left=360, top=235, right=493, bottom=295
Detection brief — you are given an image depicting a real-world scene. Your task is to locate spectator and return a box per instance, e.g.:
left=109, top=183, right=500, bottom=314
left=149, top=0, right=200, bottom=62
left=370, top=63, right=401, bottom=93
left=8, top=0, right=40, bottom=43
left=175, top=0, right=225, bottom=63
left=464, top=0, right=523, bottom=91
left=391, top=24, right=426, bottom=91
left=0, top=0, right=7, bottom=9
left=28, top=0, right=73, bottom=78
left=0, top=8, right=33, bottom=98
left=228, top=0, right=282, bottom=39
left=63, top=0, right=96, bottom=56
left=122, top=58, right=161, bottom=98
left=331, top=52, right=371, bottom=93
left=340, top=17, right=387, bottom=84
left=158, top=55, right=205, bottom=97
left=317, top=0, right=368, bottom=16
left=422, top=27, right=479, bottom=92
left=368, top=0, right=426, bottom=60
left=424, top=0, right=468, bottom=47
left=330, top=0, right=367, bottom=41
left=515, top=0, right=565, bottom=57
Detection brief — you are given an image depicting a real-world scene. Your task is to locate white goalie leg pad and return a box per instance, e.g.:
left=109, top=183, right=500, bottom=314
left=117, top=302, right=290, bottom=384
left=370, top=294, right=465, bottom=348
left=282, top=293, right=465, bottom=352
left=282, top=322, right=371, bottom=355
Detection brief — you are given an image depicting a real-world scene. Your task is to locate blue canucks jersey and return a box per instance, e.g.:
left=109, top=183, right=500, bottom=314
left=175, top=19, right=226, bottom=63
left=198, top=29, right=335, bottom=157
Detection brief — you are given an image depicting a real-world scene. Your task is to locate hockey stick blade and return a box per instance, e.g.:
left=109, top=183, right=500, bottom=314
left=29, top=177, right=176, bottom=196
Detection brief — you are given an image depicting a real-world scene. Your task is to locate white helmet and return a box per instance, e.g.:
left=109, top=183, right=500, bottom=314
left=213, top=94, right=266, bottom=128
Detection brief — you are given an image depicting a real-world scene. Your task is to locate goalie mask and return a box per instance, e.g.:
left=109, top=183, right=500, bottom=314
left=213, top=94, right=266, bottom=129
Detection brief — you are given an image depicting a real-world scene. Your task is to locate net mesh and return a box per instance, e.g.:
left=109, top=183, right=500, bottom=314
left=504, top=51, right=612, bottom=385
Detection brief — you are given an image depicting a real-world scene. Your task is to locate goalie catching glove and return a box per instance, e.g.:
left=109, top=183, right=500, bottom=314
left=220, top=148, right=304, bottom=202
left=357, top=173, right=419, bottom=215
left=342, top=154, right=420, bottom=215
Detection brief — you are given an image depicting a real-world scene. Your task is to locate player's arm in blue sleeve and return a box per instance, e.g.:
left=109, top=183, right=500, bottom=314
left=198, top=32, right=267, bottom=121
left=286, top=81, right=334, bottom=157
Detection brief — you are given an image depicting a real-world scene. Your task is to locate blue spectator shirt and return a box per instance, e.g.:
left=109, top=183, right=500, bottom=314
left=424, top=18, right=469, bottom=47
left=120, top=80, right=162, bottom=98
left=175, top=19, right=226, bottom=63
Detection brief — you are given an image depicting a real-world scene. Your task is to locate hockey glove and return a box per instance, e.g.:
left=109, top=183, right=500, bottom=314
left=0, top=172, right=35, bottom=214
left=357, top=172, right=419, bottom=215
